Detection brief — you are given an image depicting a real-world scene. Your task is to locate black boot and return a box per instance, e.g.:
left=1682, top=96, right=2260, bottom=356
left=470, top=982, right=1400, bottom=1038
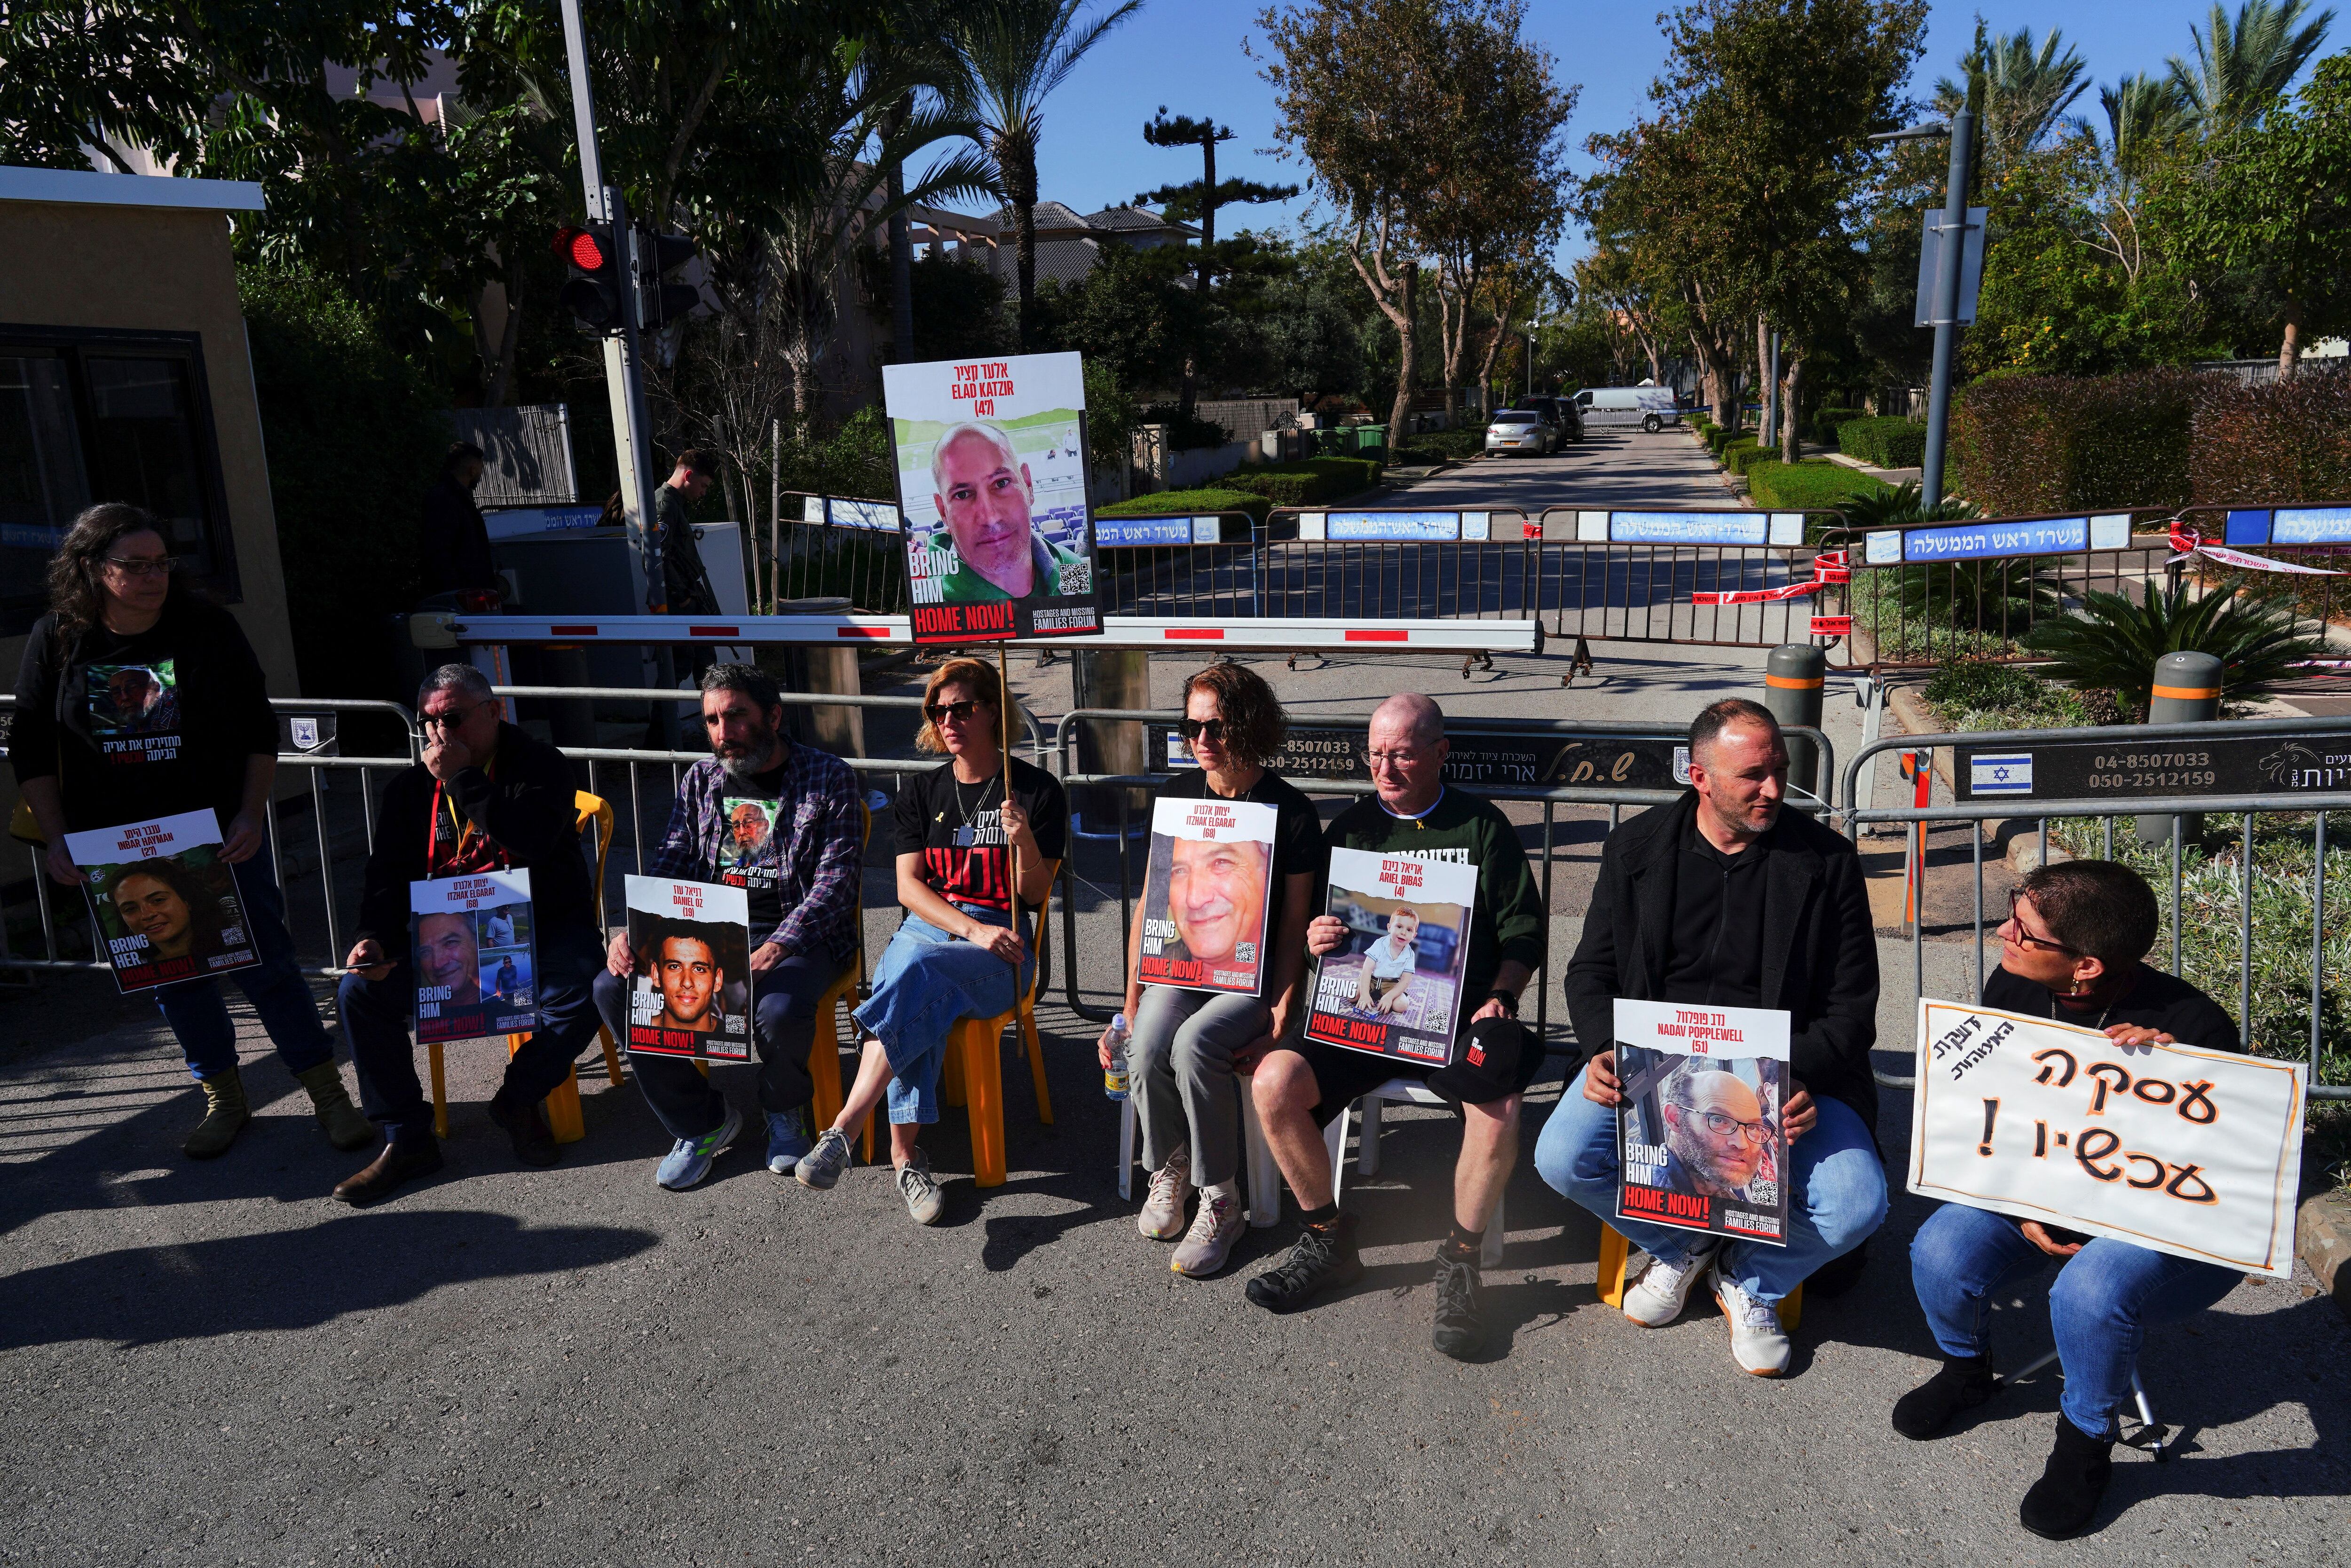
left=1891, top=1352, right=1996, bottom=1439
left=2019, top=1414, right=2114, bottom=1539
left=488, top=1088, right=560, bottom=1167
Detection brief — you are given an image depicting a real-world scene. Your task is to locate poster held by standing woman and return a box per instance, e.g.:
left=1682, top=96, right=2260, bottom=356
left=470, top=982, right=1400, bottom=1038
left=882, top=351, right=1102, bottom=644
left=410, top=870, right=538, bottom=1044
left=67, top=810, right=260, bottom=992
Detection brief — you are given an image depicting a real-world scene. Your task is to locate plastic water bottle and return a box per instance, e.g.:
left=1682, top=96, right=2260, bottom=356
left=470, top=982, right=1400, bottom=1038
left=1103, top=1013, right=1130, bottom=1101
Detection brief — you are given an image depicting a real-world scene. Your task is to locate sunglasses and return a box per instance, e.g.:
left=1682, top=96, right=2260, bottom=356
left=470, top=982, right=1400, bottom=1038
left=1175, top=717, right=1229, bottom=744
left=925, top=699, right=988, bottom=723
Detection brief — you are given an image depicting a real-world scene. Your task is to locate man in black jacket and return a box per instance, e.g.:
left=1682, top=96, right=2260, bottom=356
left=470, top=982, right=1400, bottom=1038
left=418, top=443, right=498, bottom=599
left=1535, top=698, right=1886, bottom=1376
left=330, top=664, right=605, bottom=1204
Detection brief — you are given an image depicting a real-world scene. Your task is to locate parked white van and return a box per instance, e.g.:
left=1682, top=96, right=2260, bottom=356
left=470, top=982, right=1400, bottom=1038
left=1574, top=385, right=1682, bottom=432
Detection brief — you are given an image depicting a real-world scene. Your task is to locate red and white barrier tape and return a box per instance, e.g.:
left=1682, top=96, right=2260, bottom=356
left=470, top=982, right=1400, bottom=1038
left=441, top=613, right=1541, bottom=654
left=2168, top=522, right=2346, bottom=576
left=1691, top=550, right=1849, bottom=606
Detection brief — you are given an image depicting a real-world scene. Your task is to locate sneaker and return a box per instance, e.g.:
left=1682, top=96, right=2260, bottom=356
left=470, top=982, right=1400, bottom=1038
left=655, top=1102, right=742, bottom=1191
left=765, top=1107, right=813, bottom=1174
left=1171, top=1187, right=1246, bottom=1277
left=896, top=1151, right=945, bottom=1225
left=1245, top=1213, right=1364, bottom=1313
left=1712, top=1265, right=1791, bottom=1376
left=1430, top=1249, right=1487, bottom=1360
left=795, top=1126, right=854, bottom=1190
left=1622, top=1240, right=1718, bottom=1327
left=1139, top=1145, right=1193, bottom=1240
left=1892, top=1353, right=1996, bottom=1440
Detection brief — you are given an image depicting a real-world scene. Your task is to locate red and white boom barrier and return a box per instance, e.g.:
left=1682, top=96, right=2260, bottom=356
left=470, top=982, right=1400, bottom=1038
left=435, top=612, right=1543, bottom=656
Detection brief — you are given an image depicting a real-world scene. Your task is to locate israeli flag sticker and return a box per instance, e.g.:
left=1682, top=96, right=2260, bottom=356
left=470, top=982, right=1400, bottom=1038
left=1971, top=754, right=2033, bottom=795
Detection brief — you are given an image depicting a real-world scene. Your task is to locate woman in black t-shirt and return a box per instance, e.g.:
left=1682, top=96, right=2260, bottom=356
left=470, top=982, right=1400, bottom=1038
left=13, top=504, right=371, bottom=1161
left=1893, top=859, right=2246, bottom=1539
left=1110, top=662, right=1324, bottom=1278
left=791, top=657, right=1065, bottom=1221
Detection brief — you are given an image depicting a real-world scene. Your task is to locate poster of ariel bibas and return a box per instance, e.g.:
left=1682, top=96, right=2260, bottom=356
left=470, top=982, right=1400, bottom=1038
left=65, top=810, right=260, bottom=993
left=882, top=350, right=1101, bottom=644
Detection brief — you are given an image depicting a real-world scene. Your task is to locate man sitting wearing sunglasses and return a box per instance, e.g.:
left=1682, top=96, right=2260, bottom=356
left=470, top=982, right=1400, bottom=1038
left=1893, top=860, right=2244, bottom=1540
left=332, top=664, right=608, bottom=1204
left=1538, top=698, right=1886, bottom=1377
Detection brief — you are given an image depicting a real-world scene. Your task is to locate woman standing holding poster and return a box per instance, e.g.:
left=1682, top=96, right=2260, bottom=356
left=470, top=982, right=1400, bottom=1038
left=12, top=504, right=370, bottom=1159
left=791, top=658, right=1065, bottom=1223
left=1105, top=664, right=1323, bottom=1278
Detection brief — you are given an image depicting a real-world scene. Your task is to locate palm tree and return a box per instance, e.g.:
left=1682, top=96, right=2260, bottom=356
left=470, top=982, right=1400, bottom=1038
left=2022, top=583, right=2323, bottom=714
left=1935, top=22, right=2091, bottom=172
left=2168, top=0, right=2336, bottom=134
left=2098, top=72, right=2193, bottom=182
left=951, top=0, right=1143, bottom=347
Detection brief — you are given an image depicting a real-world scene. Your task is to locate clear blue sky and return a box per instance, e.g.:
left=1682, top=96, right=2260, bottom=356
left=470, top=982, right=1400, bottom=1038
left=1003, top=0, right=2336, bottom=263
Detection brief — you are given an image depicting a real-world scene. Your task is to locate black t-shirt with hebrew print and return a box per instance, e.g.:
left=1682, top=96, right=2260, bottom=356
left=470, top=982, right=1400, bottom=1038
left=892, top=755, right=1066, bottom=914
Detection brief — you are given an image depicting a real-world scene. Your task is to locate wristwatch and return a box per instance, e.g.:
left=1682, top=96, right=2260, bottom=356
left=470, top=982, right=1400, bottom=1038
left=1486, top=990, right=1520, bottom=1017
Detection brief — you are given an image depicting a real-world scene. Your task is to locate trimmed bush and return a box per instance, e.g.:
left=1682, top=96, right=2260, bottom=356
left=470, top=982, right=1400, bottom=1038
left=1412, top=427, right=1486, bottom=461
left=1727, top=441, right=1783, bottom=477
left=1097, top=487, right=1271, bottom=526
left=1816, top=405, right=1866, bottom=438
left=1836, top=416, right=1927, bottom=469
left=2189, top=371, right=2351, bottom=505
left=1221, top=455, right=1383, bottom=506
left=1947, top=369, right=2198, bottom=514
left=1745, top=459, right=1892, bottom=511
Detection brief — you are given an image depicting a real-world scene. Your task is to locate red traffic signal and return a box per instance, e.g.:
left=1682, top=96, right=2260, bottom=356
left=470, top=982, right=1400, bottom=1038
left=553, top=222, right=623, bottom=332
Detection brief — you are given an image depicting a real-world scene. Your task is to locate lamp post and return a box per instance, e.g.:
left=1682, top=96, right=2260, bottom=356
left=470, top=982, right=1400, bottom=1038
left=1870, top=108, right=1977, bottom=508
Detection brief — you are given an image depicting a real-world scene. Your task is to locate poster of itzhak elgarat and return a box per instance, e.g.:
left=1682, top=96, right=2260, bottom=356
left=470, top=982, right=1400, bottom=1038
left=1909, top=1000, right=2305, bottom=1277
left=1614, top=999, right=1792, bottom=1245
left=65, top=810, right=260, bottom=993
left=1134, top=796, right=1280, bottom=997
left=882, top=350, right=1100, bottom=643
left=410, top=870, right=538, bottom=1044
left=622, top=875, right=753, bottom=1063
left=1303, top=848, right=1478, bottom=1064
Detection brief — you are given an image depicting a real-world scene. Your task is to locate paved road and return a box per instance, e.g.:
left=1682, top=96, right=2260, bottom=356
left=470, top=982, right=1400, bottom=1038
left=1397, top=425, right=1732, bottom=517
left=2, top=428, right=2341, bottom=1566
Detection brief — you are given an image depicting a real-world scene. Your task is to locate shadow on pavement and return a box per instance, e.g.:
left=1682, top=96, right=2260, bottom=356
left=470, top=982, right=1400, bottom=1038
left=0, top=1208, right=658, bottom=1350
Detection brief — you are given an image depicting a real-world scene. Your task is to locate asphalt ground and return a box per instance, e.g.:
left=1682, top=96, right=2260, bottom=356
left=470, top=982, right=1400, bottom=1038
left=2, top=429, right=2343, bottom=1567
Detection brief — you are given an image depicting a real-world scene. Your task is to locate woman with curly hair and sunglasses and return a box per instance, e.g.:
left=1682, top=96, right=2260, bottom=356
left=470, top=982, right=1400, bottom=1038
left=791, top=657, right=1065, bottom=1223
left=1109, top=661, right=1324, bottom=1277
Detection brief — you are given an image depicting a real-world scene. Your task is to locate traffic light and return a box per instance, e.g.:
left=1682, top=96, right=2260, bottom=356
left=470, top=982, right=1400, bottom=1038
left=636, top=229, right=700, bottom=331
left=553, top=223, right=623, bottom=331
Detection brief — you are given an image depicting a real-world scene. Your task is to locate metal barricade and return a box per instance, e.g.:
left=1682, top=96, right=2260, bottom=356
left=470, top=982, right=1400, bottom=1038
left=1839, top=713, right=2351, bottom=1101
left=1532, top=506, right=1838, bottom=656
left=1262, top=508, right=1541, bottom=623
left=765, top=492, right=906, bottom=614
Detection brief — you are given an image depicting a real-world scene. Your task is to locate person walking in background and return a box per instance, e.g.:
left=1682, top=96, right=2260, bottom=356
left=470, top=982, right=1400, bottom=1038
left=13, top=503, right=371, bottom=1161
left=1106, top=662, right=1323, bottom=1280
left=655, top=450, right=723, bottom=616
left=419, top=442, right=497, bottom=599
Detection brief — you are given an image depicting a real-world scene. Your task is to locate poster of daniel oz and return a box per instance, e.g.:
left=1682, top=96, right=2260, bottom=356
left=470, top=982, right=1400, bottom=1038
left=1908, top=999, right=2305, bottom=1277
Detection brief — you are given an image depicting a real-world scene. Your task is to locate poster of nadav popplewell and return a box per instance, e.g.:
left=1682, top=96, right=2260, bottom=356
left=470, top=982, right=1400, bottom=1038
left=882, top=351, right=1102, bottom=644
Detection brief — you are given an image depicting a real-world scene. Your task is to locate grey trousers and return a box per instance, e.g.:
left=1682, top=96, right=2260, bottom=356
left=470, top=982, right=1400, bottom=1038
left=1130, top=984, right=1273, bottom=1188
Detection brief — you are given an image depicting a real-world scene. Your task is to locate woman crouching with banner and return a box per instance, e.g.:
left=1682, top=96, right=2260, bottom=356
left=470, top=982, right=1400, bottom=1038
left=13, top=504, right=371, bottom=1160
left=1104, top=662, right=1323, bottom=1278
left=791, top=657, right=1065, bottom=1223
left=1893, top=859, right=2245, bottom=1538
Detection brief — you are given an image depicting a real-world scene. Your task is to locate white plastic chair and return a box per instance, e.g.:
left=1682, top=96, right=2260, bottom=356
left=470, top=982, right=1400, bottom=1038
left=1116, top=1087, right=1284, bottom=1228
left=1322, top=1077, right=1506, bottom=1268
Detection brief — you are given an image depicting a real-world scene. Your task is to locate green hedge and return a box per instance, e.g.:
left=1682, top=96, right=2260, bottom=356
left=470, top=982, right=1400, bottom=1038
left=1746, top=459, right=1892, bottom=510
left=1815, top=406, right=1866, bottom=440
left=1411, top=427, right=1487, bottom=461
left=1948, top=370, right=2198, bottom=513
left=1220, top=455, right=1383, bottom=506
left=1096, top=487, right=1271, bottom=525
left=1726, top=441, right=1783, bottom=477
left=1836, top=417, right=1927, bottom=469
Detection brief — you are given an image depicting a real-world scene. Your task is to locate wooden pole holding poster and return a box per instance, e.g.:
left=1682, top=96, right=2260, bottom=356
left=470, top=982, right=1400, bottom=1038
left=998, top=637, right=1019, bottom=964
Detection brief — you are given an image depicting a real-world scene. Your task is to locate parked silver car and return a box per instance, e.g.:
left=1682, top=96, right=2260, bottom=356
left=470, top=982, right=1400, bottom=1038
left=1485, top=402, right=1562, bottom=456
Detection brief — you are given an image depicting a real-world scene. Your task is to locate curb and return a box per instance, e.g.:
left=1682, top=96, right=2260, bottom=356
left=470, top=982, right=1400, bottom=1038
left=2300, top=1189, right=2351, bottom=1319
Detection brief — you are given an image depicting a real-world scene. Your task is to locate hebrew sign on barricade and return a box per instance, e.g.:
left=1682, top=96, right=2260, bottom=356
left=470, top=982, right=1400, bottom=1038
left=1908, top=1000, right=2304, bottom=1277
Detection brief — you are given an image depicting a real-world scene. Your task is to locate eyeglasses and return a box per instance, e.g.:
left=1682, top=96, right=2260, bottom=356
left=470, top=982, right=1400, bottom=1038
left=1690, top=1109, right=1768, bottom=1144
left=2002, top=891, right=2080, bottom=955
left=925, top=699, right=987, bottom=723
left=103, top=555, right=176, bottom=579
left=1365, top=748, right=1424, bottom=769
left=1175, top=717, right=1228, bottom=743
left=421, top=702, right=487, bottom=732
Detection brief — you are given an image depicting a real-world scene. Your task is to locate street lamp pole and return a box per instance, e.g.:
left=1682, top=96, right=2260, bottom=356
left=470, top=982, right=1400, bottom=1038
left=1870, top=108, right=1975, bottom=509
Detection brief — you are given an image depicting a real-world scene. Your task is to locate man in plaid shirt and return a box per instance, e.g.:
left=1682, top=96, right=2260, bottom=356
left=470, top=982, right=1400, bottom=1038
left=591, top=664, right=865, bottom=1190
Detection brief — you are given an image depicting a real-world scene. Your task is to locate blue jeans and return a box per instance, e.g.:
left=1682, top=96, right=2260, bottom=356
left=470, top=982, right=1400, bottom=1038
left=152, top=838, right=335, bottom=1083
left=852, top=908, right=1030, bottom=1127
left=1909, top=1201, right=2242, bottom=1439
left=338, top=922, right=605, bottom=1143
left=1535, top=1066, right=1889, bottom=1302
